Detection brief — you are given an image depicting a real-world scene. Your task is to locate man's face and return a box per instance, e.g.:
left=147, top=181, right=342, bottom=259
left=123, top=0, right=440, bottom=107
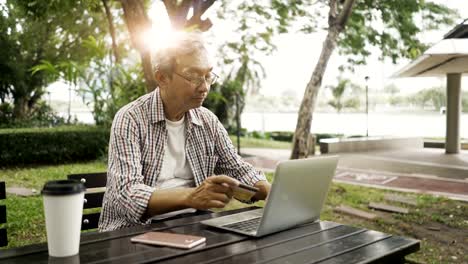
left=165, top=51, right=213, bottom=110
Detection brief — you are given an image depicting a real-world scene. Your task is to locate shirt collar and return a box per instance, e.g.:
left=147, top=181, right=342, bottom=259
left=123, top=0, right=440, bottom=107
left=151, top=88, right=203, bottom=127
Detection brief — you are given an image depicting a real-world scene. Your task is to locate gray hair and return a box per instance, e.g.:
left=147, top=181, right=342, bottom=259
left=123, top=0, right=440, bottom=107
left=152, top=32, right=208, bottom=75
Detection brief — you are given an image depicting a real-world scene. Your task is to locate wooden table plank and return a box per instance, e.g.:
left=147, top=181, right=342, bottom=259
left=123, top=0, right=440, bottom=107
left=318, top=236, right=420, bottom=264
left=255, top=230, right=391, bottom=264
left=204, top=225, right=367, bottom=264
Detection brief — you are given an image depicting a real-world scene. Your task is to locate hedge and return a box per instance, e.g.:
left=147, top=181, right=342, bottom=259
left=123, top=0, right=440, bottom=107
left=0, top=126, right=110, bottom=167
left=248, top=131, right=346, bottom=143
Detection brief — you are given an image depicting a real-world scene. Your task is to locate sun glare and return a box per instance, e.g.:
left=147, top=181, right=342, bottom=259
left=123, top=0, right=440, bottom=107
left=141, top=2, right=181, bottom=53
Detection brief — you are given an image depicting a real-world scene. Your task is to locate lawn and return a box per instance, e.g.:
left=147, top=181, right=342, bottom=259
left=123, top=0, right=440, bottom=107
left=1, top=139, right=467, bottom=263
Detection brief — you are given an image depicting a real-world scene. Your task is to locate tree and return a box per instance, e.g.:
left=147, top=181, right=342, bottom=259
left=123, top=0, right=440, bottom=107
left=0, top=0, right=109, bottom=120
left=33, top=36, right=147, bottom=127
left=410, top=87, right=446, bottom=110
left=216, top=1, right=315, bottom=129
left=326, top=78, right=361, bottom=113
left=384, top=84, right=400, bottom=95
left=290, top=0, right=456, bottom=159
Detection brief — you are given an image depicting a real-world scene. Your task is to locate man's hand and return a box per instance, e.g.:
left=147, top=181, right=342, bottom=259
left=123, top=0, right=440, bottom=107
left=252, top=180, right=271, bottom=202
left=185, top=175, right=239, bottom=210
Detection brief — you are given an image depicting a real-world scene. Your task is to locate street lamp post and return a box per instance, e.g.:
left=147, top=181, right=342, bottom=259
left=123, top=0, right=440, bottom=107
left=365, top=76, right=369, bottom=137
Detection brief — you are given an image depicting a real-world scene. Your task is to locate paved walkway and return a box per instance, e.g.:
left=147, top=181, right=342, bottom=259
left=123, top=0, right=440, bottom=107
left=241, top=147, right=468, bottom=202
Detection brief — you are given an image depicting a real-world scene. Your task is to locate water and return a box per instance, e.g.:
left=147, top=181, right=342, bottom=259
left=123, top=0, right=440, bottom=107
left=241, top=112, right=468, bottom=138
left=69, top=109, right=468, bottom=138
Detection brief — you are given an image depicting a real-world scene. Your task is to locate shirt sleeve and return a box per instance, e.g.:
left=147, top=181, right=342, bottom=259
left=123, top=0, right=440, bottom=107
left=106, top=111, right=156, bottom=224
left=212, top=116, right=267, bottom=186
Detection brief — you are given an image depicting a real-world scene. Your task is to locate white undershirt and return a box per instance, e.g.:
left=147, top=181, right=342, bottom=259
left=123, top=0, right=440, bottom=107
left=152, top=116, right=196, bottom=220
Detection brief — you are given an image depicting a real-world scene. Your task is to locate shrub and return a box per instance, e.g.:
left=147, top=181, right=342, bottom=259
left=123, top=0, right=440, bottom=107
left=249, top=130, right=270, bottom=140
left=0, top=126, right=110, bottom=167
left=0, top=101, right=66, bottom=128
left=269, top=131, right=294, bottom=142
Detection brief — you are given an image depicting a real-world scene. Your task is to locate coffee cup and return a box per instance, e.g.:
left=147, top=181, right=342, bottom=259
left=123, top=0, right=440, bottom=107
left=42, top=180, right=86, bottom=257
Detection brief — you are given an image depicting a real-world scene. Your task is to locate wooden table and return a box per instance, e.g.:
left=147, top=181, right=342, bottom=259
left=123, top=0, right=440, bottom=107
left=0, top=207, right=419, bottom=263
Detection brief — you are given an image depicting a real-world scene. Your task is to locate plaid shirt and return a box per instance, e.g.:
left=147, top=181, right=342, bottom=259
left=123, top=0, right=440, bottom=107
left=98, top=89, right=266, bottom=232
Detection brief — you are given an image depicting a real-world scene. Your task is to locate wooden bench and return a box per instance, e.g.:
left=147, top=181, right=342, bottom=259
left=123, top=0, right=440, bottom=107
left=0, top=181, right=7, bottom=247
left=67, top=172, right=107, bottom=231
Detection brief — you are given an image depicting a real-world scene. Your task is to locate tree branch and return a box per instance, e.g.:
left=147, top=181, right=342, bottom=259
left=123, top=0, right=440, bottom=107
left=162, top=0, right=192, bottom=30
left=102, top=0, right=120, bottom=63
left=186, top=0, right=215, bottom=31
left=328, top=0, right=338, bottom=26
left=336, top=0, right=356, bottom=28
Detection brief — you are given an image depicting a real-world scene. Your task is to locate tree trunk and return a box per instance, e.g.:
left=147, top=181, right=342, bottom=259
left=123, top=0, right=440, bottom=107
left=102, top=0, right=120, bottom=64
left=290, top=0, right=355, bottom=159
left=290, top=28, right=340, bottom=159
left=13, top=97, right=28, bottom=120
left=119, top=0, right=157, bottom=92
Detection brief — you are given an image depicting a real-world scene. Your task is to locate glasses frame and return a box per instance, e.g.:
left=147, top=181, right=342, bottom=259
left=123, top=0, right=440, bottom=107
left=173, top=71, right=219, bottom=87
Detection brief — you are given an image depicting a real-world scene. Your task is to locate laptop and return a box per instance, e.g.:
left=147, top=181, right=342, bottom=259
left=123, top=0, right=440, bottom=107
left=201, top=155, right=338, bottom=237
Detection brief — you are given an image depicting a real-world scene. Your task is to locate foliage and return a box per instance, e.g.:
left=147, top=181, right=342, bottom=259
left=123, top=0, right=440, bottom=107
left=0, top=126, right=110, bottom=166
left=216, top=1, right=316, bottom=95
left=462, top=91, right=468, bottom=112
left=32, top=36, right=146, bottom=127
left=383, top=84, right=400, bottom=95
left=0, top=101, right=65, bottom=128
left=203, top=80, right=243, bottom=130
left=77, top=36, right=147, bottom=127
left=0, top=0, right=109, bottom=121
left=338, top=0, right=458, bottom=66
left=409, top=87, right=446, bottom=110
left=326, top=78, right=361, bottom=113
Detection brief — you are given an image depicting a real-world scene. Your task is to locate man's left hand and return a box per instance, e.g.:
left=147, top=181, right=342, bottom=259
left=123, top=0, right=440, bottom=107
left=252, top=180, right=271, bottom=201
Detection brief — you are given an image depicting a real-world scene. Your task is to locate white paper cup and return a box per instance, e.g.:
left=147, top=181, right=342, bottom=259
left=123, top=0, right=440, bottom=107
left=42, top=180, right=86, bottom=257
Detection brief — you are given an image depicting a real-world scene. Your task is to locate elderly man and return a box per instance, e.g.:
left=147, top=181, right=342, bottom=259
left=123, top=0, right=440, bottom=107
left=99, top=32, right=271, bottom=232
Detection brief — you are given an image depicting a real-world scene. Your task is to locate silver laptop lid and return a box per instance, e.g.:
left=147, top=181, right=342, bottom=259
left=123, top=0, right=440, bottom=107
left=256, top=155, right=338, bottom=236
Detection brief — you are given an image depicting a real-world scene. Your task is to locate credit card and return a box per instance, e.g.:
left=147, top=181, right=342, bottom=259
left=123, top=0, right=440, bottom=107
left=232, top=183, right=259, bottom=201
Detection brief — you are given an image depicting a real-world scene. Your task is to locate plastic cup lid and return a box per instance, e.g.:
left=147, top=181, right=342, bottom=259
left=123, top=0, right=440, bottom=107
left=41, top=180, right=86, bottom=196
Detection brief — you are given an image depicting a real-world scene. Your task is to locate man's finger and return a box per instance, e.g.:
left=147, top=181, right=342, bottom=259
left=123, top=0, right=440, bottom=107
left=208, top=175, right=239, bottom=187
left=210, top=192, right=231, bottom=204
left=207, top=200, right=226, bottom=209
left=210, top=183, right=233, bottom=195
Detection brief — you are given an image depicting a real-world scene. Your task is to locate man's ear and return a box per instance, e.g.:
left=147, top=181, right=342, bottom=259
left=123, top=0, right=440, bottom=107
left=155, top=71, right=170, bottom=87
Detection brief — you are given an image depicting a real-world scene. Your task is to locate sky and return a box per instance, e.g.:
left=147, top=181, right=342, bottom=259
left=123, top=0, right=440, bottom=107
left=47, top=0, right=468, bottom=104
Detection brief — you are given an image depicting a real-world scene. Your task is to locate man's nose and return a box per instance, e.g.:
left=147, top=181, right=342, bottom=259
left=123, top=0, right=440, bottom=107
left=198, top=79, right=210, bottom=92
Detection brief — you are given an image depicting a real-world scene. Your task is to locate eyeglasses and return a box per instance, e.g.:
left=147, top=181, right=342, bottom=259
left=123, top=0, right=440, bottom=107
left=173, top=71, right=219, bottom=87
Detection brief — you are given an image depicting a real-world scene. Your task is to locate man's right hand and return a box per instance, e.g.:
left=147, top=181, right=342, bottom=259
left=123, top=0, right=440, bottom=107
left=185, top=175, right=239, bottom=210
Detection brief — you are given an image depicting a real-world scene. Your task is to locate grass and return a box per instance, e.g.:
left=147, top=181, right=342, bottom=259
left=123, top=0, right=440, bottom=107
left=229, top=135, right=292, bottom=149
left=0, top=160, right=107, bottom=248
left=0, top=160, right=107, bottom=190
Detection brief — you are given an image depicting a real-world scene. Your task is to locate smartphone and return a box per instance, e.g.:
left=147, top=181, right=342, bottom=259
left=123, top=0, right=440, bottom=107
left=131, top=231, right=206, bottom=249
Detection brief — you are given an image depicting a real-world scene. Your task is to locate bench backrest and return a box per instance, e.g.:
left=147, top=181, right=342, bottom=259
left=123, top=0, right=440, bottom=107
left=0, top=181, right=7, bottom=247
left=67, top=173, right=107, bottom=231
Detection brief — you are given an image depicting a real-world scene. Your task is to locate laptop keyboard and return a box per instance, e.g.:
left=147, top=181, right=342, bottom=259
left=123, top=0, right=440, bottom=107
left=222, top=217, right=261, bottom=233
